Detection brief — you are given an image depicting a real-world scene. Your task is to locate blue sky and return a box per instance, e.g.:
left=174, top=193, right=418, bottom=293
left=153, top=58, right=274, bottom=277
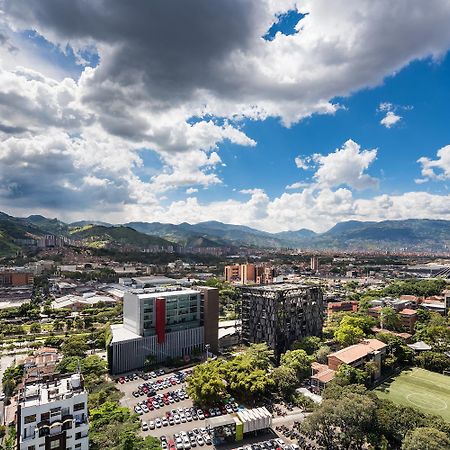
left=0, top=1, right=450, bottom=231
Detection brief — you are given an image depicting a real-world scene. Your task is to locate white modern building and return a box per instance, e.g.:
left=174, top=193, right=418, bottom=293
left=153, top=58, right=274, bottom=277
left=17, top=373, right=89, bottom=450
left=108, top=286, right=219, bottom=374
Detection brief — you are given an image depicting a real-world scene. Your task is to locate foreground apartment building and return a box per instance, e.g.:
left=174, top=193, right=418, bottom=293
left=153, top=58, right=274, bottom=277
left=108, top=286, right=219, bottom=374
left=17, top=373, right=89, bottom=450
left=239, top=283, right=323, bottom=359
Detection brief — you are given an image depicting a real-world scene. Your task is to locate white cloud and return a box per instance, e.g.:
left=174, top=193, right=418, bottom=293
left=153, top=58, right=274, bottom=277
left=380, top=111, right=402, bottom=128
left=186, top=187, right=198, bottom=194
left=417, top=144, right=450, bottom=181
left=294, top=156, right=311, bottom=170
left=313, top=139, right=378, bottom=190
left=0, top=1, right=450, bottom=226
left=286, top=181, right=309, bottom=190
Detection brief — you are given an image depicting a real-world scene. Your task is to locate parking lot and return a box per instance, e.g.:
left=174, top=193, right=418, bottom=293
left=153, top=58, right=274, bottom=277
left=116, top=370, right=304, bottom=450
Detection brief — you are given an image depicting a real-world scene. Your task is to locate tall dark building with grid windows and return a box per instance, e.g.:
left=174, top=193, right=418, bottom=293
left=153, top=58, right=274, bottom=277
left=239, top=284, right=323, bottom=359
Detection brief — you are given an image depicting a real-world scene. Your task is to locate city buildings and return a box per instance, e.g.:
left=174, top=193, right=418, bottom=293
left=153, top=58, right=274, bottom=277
left=239, top=283, right=323, bottom=359
left=224, top=263, right=275, bottom=285
left=310, top=256, right=319, bottom=272
left=0, top=269, right=34, bottom=286
left=108, top=286, right=219, bottom=374
left=16, top=373, right=89, bottom=450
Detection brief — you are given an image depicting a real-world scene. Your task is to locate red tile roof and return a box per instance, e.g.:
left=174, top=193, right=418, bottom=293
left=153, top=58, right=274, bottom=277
left=328, top=339, right=387, bottom=364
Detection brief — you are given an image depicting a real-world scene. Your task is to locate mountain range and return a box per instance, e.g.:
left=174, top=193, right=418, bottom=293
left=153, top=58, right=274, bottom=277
left=0, top=210, right=448, bottom=257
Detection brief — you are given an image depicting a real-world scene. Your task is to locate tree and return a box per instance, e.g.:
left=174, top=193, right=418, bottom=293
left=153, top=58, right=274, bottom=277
left=53, top=319, right=64, bottom=331
left=302, top=390, right=377, bottom=450
left=271, top=365, right=298, bottom=399
left=29, top=322, right=42, bottom=334
left=244, top=343, right=274, bottom=370
left=335, top=323, right=365, bottom=347
left=416, top=351, right=450, bottom=373
left=335, top=363, right=369, bottom=386
left=186, top=359, right=227, bottom=407
left=315, top=345, right=332, bottom=364
left=381, top=307, right=402, bottom=331
left=402, top=427, right=450, bottom=450
left=280, top=349, right=313, bottom=382
left=292, top=336, right=321, bottom=355
left=61, top=335, right=89, bottom=357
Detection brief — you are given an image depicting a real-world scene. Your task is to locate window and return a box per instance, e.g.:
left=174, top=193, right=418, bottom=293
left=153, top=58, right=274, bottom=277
left=27, top=446, right=35, bottom=450
left=73, top=402, right=85, bottom=412
left=40, top=412, right=50, bottom=421
left=50, top=407, right=61, bottom=417
left=75, top=432, right=81, bottom=440
left=24, top=414, right=36, bottom=424
left=50, top=441, right=60, bottom=449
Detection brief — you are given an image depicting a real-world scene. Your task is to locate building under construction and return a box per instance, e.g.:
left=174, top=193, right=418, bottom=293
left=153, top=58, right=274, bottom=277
left=239, top=284, right=323, bottom=359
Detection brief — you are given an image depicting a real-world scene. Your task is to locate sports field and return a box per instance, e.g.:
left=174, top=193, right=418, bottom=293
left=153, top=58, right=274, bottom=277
left=375, top=367, right=450, bottom=421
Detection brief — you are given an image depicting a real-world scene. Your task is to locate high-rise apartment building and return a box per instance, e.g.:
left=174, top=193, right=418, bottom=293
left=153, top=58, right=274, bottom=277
left=108, top=286, right=219, bottom=374
left=310, top=256, right=319, bottom=272
left=239, top=284, right=323, bottom=359
left=17, top=373, right=89, bottom=450
left=224, top=263, right=274, bottom=285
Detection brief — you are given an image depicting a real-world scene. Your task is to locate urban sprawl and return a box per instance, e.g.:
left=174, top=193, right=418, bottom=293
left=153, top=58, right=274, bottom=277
left=0, top=242, right=450, bottom=450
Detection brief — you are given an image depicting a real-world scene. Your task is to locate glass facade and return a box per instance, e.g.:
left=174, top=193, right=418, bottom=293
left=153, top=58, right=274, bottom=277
left=142, top=293, right=200, bottom=336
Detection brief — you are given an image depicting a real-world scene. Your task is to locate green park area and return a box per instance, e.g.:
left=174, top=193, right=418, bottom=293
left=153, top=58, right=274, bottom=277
left=375, top=367, right=450, bottom=422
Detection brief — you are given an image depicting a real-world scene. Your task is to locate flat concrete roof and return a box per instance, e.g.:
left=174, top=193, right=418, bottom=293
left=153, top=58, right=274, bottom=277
left=134, top=288, right=200, bottom=300
left=110, top=324, right=141, bottom=343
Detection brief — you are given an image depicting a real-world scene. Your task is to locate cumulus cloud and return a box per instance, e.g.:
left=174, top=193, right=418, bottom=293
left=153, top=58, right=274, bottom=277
left=1, top=1, right=450, bottom=226
left=294, top=156, right=311, bottom=170
left=313, top=139, right=378, bottom=190
left=417, top=144, right=450, bottom=181
left=286, top=181, right=309, bottom=190
left=380, top=111, right=402, bottom=128
left=186, top=187, right=198, bottom=194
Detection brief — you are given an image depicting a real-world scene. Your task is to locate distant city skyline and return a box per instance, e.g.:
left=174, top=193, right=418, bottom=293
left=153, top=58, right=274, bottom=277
left=0, top=1, right=450, bottom=232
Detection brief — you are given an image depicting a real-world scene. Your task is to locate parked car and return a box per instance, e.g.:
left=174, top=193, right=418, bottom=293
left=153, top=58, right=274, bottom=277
left=142, top=421, right=149, bottom=431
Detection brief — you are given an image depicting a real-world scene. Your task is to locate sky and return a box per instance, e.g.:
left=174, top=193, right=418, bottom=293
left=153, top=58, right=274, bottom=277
left=0, top=0, right=449, bottom=233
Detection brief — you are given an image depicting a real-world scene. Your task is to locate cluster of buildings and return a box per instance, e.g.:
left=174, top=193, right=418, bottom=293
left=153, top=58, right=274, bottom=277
left=224, top=263, right=275, bottom=285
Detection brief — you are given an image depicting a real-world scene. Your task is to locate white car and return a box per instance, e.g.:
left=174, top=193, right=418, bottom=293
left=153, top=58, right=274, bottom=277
left=134, top=406, right=143, bottom=415
left=155, top=418, right=162, bottom=428
left=141, top=404, right=149, bottom=413
left=174, top=415, right=181, bottom=424
left=180, top=415, right=187, bottom=423
left=197, top=410, right=204, bottom=420
left=149, top=420, right=155, bottom=429
left=197, top=436, right=205, bottom=446
left=141, top=421, right=149, bottom=431
left=203, top=435, right=211, bottom=445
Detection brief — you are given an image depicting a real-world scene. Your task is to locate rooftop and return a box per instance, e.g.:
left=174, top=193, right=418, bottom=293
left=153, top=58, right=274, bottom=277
left=328, top=339, right=387, bottom=364
left=110, top=323, right=141, bottom=343
left=134, top=288, right=200, bottom=300
left=241, top=283, right=313, bottom=292
left=20, top=374, right=85, bottom=408
left=399, top=308, right=417, bottom=316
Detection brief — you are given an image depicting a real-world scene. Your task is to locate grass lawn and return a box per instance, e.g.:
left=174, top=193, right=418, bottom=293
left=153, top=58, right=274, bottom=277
left=375, top=367, right=450, bottom=422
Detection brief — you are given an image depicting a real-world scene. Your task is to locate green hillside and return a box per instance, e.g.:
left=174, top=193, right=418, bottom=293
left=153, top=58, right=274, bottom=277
left=68, top=225, right=175, bottom=249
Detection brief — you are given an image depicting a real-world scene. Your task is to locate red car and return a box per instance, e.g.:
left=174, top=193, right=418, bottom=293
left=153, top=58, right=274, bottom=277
left=118, top=377, right=125, bottom=384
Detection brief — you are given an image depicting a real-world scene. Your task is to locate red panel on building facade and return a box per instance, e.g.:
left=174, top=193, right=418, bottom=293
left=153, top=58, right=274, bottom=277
left=155, top=297, right=166, bottom=344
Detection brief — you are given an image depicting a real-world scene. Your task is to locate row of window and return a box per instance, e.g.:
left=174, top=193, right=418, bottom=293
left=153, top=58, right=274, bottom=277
left=24, top=403, right=85, bottom=425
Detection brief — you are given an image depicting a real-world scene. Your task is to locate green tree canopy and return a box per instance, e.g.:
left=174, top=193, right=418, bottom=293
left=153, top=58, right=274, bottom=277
left=280, top=349, right=313, bottom=382
left=271, top=365, right=298, bottom=399
left=61, top=334, right=89, bottom=357
left=402, top=427, right=450, bottom=450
